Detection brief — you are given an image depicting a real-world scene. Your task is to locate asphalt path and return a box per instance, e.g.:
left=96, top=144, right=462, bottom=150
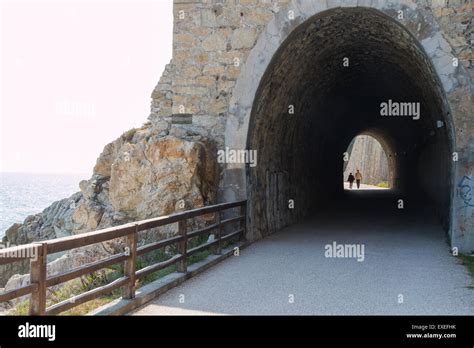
left=133, top=190, right=473, bottom=315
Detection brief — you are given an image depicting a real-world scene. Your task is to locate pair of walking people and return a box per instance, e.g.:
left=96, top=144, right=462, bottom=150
left=348, top=169, right=362, bottom=189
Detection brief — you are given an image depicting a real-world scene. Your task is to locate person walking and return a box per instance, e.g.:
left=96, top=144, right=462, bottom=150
left=355, top=169, right=362, bottom=189
left=347, top=172, right=355, bottom=189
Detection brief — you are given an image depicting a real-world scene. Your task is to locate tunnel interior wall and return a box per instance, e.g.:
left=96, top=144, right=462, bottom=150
left=246, top=8, right=456, bottom=239
left=416, top=129, right=453, bottom=230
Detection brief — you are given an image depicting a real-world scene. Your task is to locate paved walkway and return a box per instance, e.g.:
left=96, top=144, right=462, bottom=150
left=133, top=191, right=473, bottom=315
left=343, top=182, right=388, bottom=190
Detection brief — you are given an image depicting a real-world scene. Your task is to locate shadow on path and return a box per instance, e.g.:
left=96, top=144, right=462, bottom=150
left=133, top=190, right=473, bottom=315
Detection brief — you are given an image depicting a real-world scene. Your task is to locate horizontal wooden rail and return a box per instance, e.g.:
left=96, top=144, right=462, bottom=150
left=46, top=252, right=129, bottom=287
left=46, top=276, right=130, bottom=315
left=222, top=229, right=244, bottom=242
left=136, top=254, right=183, bottom=280
left=136, top=235, right=183, bottom=257
left=187, top=239, right=220, bottom=257
left=187, top=223, right=219, bottom=239
left=136, top=200, right=246, bottom=232
left=0, top=199, right=247, bottom=315
left=46, top=224, right=138, bottom=254
left=0, top=284, right=38, bottom=303
left=0, top=244, right=41, bottom=265
left=221, top=215, right=244, bottom=225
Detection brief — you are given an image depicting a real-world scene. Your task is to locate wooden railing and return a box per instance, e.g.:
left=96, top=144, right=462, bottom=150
left=0, top=200, right=247, bottom=315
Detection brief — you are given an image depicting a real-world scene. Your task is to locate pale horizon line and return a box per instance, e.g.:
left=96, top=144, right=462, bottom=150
left=0, top=171, right=91, bottom=176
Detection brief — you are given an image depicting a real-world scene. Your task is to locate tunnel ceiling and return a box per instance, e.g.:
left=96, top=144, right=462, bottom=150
left=250, top=8, right=450, bottom=152
left=247, top=7, right=453, bottom=236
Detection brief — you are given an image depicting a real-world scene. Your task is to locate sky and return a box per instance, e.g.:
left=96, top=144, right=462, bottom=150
left=0, top=0, right=173, bottom=174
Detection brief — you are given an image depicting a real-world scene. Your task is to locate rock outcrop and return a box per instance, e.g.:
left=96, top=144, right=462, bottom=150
left=0, top=125, right=218, bottom=291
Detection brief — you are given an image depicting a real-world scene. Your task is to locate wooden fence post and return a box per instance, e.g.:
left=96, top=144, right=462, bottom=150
left=122, top=226, right=138, bottom=299
left=177, top=220, right=187, bottom=272
left=29, top=242, right=47, bottom=315
left=215, top=211, right=222, bottom=255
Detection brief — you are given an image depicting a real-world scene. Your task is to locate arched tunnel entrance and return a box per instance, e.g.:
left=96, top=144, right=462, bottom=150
left=245, top=8, right=454, bottom=239
left=343, top=134, right=391, bottom=190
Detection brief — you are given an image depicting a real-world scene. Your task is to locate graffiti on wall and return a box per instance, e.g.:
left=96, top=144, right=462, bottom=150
left=458, top=175, right=474, bottom=208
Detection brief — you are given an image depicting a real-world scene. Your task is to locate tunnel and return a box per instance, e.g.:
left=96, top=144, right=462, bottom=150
left=245, top=8, right=454, bottom=238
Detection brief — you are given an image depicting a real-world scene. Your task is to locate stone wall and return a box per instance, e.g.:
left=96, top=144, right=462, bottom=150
left=149, top=0, right=472, bottom=145
left=431, top=0, right=472, bottom=78
left=149, top=0, right=292, bottom=149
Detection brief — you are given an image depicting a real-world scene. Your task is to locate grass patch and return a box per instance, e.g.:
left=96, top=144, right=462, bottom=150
left=12, top=300, right=30, bottom=315
left=121, top=128, right=137, bottom=142
left=376, top=181, right=389, bottom=188
left=458, top=253, right=474, bottom=289
left=12, top=269, right=122, bottom=316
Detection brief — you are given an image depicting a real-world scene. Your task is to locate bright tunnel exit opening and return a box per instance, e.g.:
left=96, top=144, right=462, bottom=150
left=343, top=135, right=390, bottom=190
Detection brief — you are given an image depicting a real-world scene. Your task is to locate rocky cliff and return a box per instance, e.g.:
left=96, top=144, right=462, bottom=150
left=0, top=124, right=218, bottom=292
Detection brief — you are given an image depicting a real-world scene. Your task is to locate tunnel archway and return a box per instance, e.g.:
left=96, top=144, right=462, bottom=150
left=223, top=3, right=470, bottom=246
left=246, top=7, right=454, bottom=238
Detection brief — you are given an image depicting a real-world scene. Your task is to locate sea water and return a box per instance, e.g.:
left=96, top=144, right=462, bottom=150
left=0, top=172, right=87, bottom=237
